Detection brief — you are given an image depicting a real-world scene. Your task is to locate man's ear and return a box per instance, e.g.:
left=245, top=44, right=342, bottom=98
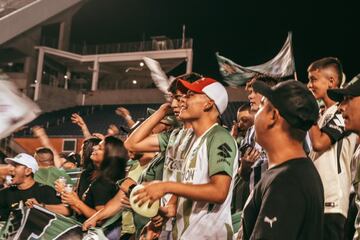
left=328, top=76, right=337, bottom=88
left=24, top=167, right=33, bottom=177
left=267, top=108, right=279, bottom=129
left=203, top=99, right=215, bottom=112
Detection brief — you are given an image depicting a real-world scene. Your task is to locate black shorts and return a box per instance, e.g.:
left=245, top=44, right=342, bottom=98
left=324, top=213, right=346, bottom=240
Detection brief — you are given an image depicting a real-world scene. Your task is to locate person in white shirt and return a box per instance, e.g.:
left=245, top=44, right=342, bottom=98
left=307, top=57, right=358, bottom=239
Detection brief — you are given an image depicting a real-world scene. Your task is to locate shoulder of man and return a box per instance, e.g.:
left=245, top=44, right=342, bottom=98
left=206, top=125, right=238, bottom=176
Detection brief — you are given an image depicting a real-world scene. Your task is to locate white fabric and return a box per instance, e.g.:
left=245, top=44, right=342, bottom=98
left=5, top=153, right=39, bottom=173
left=0, top=78, right=40, bottom=139
left=174, top=124, right=238, bottom=240
left=309, top=105, right=358, bottom=217
left=202, top=82, right=228, bottom=114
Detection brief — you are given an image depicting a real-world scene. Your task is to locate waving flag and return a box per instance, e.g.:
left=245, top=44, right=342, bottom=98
left=0, top=202, right=121, bottom=240
left=143, top=57, right=175, bottom=100
left=0, top=71, right=41, bottom=139
left=216, top=32, right=295, bottom=87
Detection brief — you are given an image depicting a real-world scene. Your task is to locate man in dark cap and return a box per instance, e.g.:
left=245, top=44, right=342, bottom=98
left=328, top=79, right=360, bottom=239
left=239, top=80, right=324, bottom=240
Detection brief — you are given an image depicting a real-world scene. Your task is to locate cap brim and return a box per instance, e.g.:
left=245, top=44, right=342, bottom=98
left=5, top=158, right=21, bottom=166
left=327, top=88, right=349, bottom=102
left=252, top=81, right=274, bottom=101
left=179, top=79, right=203, bottom=93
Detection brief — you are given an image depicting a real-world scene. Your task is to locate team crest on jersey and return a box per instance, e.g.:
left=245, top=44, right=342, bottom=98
left=164, top=156, right=182, bottom=172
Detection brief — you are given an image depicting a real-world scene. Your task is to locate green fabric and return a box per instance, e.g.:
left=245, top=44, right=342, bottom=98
left=231, top=211, right=242, bottom=233
left=138, top=152, right=165, bottom=183
left=132, top=152, right=166, bottom=237
left=206, top=126, right=236, bottom=177
left=38, top=210, right=82, bottom=240
left=133, top=212, right=151, bottom=238
left=34, top=167, right=73, bottom=188
left=158, top=131, right=171, bottom=152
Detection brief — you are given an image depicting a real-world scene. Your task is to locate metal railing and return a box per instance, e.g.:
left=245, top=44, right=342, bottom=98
left=41, top=37, right=193, bottom=55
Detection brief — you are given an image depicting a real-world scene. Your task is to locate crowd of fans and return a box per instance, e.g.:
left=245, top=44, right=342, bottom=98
left=0, top=57, right=360, bottom=240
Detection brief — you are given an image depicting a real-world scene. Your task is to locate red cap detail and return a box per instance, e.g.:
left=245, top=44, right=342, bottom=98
left=178, top=78, right=217, bottom=93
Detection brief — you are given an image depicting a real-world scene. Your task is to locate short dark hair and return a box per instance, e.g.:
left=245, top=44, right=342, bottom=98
left=237, top=102, right=251, bottom=112
left=65, top=152, right=81, bottom=167
left=246, top=74, right=279, bottom=91
left=307, top=57, right=343, bottom=87
left=35, top=147, right=53, bottom=157
left=286, top=123, right=307, bottom=142
left=35, top=147, right=54, bottom=164
left=168, top=72, right=203, bottom=94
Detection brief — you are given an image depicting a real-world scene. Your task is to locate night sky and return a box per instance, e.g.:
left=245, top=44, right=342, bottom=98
left=70, top=0, right=360, bottom=84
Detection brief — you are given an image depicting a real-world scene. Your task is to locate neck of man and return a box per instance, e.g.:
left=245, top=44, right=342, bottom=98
left=322, top=95, right=337, bottom=109
left=17, top=177, right=36, bottom=190
left=264, top=135, right=307, bottom=169
left=183, top=121, right=192, bottom=129
left=190, top=114, right=218, bottom=137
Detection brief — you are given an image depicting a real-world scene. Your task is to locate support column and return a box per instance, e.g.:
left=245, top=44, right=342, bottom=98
left=64, top=70, right=71, bottom=89
left=34, top=48, right=44, bottom=101
left=186, top=50, right=193, bottom=74
left=58, top=18, right=72, bottom=51
left=23, top=57, right=32, bottom=94
left=91, top=58, right=100, bottom=91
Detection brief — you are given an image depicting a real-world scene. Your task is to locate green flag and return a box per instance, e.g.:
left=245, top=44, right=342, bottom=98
left=216, top=32, right=295, bottom=87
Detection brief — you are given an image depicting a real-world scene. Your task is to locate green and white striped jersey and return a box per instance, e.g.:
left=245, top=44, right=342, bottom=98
left=173, top=124, right=238, bottom=240
left=159, top=127, right=195, bottom=233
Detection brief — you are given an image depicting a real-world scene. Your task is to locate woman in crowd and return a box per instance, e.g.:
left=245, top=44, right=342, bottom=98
left=59, top=136, right=127, bottom=222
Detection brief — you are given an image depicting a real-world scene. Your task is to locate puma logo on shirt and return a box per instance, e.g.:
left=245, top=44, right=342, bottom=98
left=264, top=216, right=277, bottom=228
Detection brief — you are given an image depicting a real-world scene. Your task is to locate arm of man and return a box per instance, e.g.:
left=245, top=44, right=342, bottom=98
left=115, top=107, right=136, bottom=128
left=32, top=126, right=63, bottom=168
left=135, top=175, right=231, bottom=205
left=309, top=111, right=346, bottom=152
left=82, top=190, right=130, bottom=230
left=249, top=180, right=306, bottom=239
left=71, top=113, right=92, bottom=138
left=45, top=204, right=71, bottom=216
left=124, top=103, right=171, bottom=152
left=35, top=186, right=71, bottom=216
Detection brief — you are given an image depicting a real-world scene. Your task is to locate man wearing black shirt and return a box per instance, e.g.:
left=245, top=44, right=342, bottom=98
left=0, top=153, right=70, bottom=220
left=239, top=80, right=324, bottom=240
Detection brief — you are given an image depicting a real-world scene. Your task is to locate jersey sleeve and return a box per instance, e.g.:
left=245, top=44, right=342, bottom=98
left=321, top=111, right=346, bottom=144
left=91, top=180, right=117, bottom=206
left=158, top=131, right=172, bottom=152
left=250, top=178, right=306, bottom=239
left=207, top=130, right=237, bottom=177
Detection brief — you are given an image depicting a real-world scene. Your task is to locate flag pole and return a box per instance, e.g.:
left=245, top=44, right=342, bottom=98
left=289, top=31, right=298, bottom=81
left=182, top=24, right=186, bottom=48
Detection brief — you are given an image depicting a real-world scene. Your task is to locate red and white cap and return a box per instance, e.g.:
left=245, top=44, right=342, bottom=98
left=179, top=77, right=228, bottom=114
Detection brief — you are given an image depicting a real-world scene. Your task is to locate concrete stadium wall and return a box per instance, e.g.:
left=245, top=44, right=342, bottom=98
left=14, top=137, right=84, bottom=155
left=36, top=85, right=82, bottom=112
left=36, top=85, right=248, bottom=112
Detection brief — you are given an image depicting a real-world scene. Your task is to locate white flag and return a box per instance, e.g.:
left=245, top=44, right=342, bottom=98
left=0, top=73, right=41, bottom=139
left=143, top=57, right=175, bottom=97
